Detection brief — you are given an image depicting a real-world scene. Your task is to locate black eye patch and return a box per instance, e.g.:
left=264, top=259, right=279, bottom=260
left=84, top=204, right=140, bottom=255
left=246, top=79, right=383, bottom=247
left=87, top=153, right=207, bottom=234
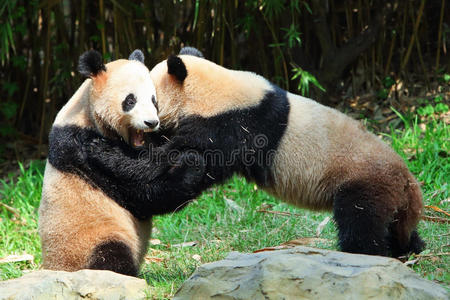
left=152, top=95, right=158, bottom=112
left=122, top=93, right=137, bottom=112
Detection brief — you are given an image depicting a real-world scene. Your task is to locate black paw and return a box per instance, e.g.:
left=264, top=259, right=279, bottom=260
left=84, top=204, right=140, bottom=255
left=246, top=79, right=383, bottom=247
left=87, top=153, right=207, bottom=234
left=88, top=137, right=111, bottom=152
left=71, top=135, right=88, bottom=165
left=169, top=152, right=205, bottom=186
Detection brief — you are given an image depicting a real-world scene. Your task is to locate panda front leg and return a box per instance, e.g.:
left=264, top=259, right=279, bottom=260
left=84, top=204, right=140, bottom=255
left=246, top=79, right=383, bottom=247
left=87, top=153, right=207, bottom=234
left=333, top=180, right=392, bottom=256
left=81, top=136, right=207, bottom=218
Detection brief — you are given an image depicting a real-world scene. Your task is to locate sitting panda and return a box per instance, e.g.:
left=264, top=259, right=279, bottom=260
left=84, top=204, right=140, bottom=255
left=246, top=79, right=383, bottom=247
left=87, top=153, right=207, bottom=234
left=85, top=47, right=425, bottom=257
left=39, top=49, right=205, bottom=276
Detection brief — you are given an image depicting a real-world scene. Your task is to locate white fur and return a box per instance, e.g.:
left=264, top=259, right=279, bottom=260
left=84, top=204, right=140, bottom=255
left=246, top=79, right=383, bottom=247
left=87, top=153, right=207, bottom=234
left=95, top=60, right=159, bottom=134
left=118, top=62, right=159, bottom=130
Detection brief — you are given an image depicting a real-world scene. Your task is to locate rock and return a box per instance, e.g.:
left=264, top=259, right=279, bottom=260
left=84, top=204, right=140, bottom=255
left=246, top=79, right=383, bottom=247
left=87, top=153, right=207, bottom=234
left=174, top=246, right=449, bottom=300
left=0, top=269, right=148, bottom=300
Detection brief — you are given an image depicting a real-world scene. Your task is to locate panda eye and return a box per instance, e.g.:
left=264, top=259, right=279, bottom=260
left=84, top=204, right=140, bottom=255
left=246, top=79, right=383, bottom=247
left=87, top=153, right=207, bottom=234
left=151, top=95, right=158, bottom=112
left=122, top=93, right=136, bottom=112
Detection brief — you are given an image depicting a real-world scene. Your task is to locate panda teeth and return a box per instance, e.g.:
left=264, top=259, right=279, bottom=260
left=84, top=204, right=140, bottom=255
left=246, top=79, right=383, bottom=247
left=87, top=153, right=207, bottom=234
left=144, top=129, right=152, bottom=133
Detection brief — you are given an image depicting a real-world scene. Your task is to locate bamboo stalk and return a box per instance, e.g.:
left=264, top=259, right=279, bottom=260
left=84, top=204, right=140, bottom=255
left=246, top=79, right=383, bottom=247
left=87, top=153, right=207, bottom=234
left=400, top=0, right=426, bottom=71
left=38, top=3, right=52, bottom=158
left=256, top=18, right=269, bottom=78
left=357, top=0, right=363, bottom=30
left=122, top=15, right=132, bottom=55
left=143, top=0, right=155, bottom=54
left=223, top=1, right=236, bottom=67
left=113, top=3, right=119, bottom=59
left=409, top=6, right=430, bottom=90
left=377, top=29, right=384, bottom=73
left=260, top=11, right=289, bottom=90
left=345, top=1, right=352, bottom=37
left=127, top=15, right=137, bottom=54
left=400, top=1, right=408, bottom=57
left=99, top=0, right=106, bottom=55
left=17, top=50, right=32, bottom=125
left=79, top=0, right=86, bottom=52
left=54, top=4, right=69, bottom=44
left=384, top=31, right=396, bottom=75
left=435, top=0, right=445, bottom=70
left=195, top=0, right=206, bottom=50
left=371, top=47, right=375, bottom=86
left=219, top=0, right=225, bottom=66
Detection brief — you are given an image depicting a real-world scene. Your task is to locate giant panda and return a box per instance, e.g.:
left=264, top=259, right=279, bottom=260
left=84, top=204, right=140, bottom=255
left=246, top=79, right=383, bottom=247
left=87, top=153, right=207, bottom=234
left=38, top=49, right=205, bottom=276
left=85, top=47, right=425, bottom=257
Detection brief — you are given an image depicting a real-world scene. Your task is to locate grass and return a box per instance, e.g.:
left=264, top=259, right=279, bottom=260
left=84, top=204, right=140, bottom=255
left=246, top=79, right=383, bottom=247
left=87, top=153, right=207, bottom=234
left=0, top=115, right=448, bottom=298
left=0, top=161, right=45, bottom=280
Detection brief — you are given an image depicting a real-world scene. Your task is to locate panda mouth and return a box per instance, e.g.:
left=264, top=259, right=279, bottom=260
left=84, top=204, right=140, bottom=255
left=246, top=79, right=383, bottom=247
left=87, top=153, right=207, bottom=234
left=129, top=128, right=152, bottom=148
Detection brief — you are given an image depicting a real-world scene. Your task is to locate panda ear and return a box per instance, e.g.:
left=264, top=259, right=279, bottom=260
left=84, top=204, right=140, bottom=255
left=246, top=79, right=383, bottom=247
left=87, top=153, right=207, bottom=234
left=179, top=46, right=204, bottom=58
left=167, top=55, right=187, bottom=82
left=129, top=49, right=145, bottom=64
left=78, top=50, right=106, bottom=78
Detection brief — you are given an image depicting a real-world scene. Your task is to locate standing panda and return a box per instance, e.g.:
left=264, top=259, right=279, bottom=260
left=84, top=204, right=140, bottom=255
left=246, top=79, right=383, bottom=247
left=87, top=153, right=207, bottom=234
left=39, top=49, right=205, bottom=276
left=85, top=47, right=425, bottom=257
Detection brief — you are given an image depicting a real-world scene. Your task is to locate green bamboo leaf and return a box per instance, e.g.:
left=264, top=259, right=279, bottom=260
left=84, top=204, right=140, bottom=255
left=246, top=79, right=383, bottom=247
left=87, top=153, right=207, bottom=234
left=302, top=1, right=312, bottom=14
left=193, top=0, right=200, bottom=30
left=291, top=67, right=325, bottom=96
left=268, top=42, right=285, bottom=48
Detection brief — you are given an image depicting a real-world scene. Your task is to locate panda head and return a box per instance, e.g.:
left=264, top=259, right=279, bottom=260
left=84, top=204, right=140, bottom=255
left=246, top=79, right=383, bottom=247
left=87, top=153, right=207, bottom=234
left=78, top=49, right=159, bottom=147
left=149, top=46, right=268, bottom=127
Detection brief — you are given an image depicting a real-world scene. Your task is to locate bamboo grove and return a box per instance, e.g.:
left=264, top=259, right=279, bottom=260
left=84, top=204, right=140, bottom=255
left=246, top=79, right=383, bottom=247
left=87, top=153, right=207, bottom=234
left=0, top=0, right=448, bottom=159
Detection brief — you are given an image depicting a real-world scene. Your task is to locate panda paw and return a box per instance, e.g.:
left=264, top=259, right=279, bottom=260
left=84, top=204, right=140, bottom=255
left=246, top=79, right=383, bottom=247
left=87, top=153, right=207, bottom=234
left=168, top=152, right=206, bottom=188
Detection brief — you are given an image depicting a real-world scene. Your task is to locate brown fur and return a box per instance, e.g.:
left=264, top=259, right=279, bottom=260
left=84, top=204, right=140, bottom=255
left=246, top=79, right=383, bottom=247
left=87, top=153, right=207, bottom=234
left=40, top=165, right=152, bottom=271
left=39, top=59, right=154, bottom=273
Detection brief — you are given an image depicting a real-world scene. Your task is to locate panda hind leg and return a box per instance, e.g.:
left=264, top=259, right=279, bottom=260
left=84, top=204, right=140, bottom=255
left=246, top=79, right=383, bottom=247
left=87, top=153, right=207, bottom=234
left=388, top=191, right=426, bottom=257
left=87, top=240, right=139, bottom=276
left=333, top=181, right=392, bottom=256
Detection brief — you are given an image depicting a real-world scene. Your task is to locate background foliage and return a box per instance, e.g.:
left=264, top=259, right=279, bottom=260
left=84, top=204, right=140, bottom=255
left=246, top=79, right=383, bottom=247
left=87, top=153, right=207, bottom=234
left=0, top=0, right=448, bottom=160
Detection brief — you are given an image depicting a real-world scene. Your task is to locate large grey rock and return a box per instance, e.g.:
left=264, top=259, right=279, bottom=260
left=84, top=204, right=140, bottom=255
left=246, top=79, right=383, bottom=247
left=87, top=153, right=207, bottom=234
left=0, top=269, right=148, bottom=300
left=175, top=246, right=449, bottom=300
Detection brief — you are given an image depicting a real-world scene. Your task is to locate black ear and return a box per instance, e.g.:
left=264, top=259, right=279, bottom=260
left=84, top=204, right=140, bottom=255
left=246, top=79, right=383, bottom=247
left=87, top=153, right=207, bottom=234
left=167, top=55, right=187, bottom=82
left=78, top=50, right=106, bottom=77
left=179, top=46, right=204, bottom=58
left=129, top=49, right=145, bottom=63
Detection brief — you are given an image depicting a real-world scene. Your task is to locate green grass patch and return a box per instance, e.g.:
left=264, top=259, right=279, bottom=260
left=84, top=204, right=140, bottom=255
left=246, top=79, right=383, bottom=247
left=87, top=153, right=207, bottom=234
left=0, top=116, right=448, bottom=298
left=0, top=161, right=45, bottom=280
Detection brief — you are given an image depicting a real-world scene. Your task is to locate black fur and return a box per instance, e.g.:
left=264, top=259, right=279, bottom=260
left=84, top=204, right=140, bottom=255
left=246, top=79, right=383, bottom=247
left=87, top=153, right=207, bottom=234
left=333, top=181, right=391, bottom=256
left=128, top=49, right=145, bottom=63
left=48, top=125, right=206, bottom=220
left=152, top=95, right=158, bottom=112
left=53, top=85, right=288, bottom=220
left=85, top=85, right=289, bottom=191
left=78, top=50, right=106, bottom=77
left=406, top=230, right=426, bottom=254
left=167, top=55, right=187, bottom=82
left=87, top=240, right=138, bottom=276
left=164, top=85, right=289, bottom=187
left=389, top=228, right=426, bottom=257
left=122, top=93, right=137, bottom=112
left=333, top=180, right=426, bottom=257
left=179, top=46, right=204, bottom=58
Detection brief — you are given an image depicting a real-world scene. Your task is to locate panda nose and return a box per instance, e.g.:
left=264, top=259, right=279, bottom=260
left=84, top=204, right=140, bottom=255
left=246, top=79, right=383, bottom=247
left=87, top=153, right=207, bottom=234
left=144, top=120, right=159, bottom=129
